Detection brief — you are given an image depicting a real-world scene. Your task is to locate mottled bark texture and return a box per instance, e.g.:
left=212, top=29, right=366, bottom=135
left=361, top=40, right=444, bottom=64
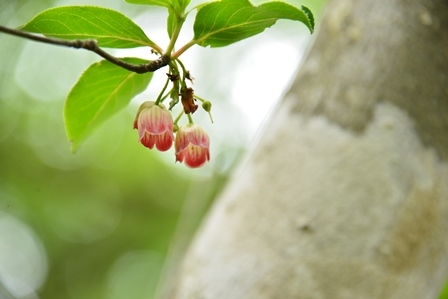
left=164, top=0, right=448, bottom=298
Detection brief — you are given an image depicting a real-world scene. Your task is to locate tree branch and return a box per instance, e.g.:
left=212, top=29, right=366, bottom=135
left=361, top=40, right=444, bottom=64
left=0, top=25, right=169, bottom=74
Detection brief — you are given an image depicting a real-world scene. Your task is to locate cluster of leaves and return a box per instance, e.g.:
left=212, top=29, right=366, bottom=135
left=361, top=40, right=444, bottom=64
left=18, top=0, right=314, bottom=154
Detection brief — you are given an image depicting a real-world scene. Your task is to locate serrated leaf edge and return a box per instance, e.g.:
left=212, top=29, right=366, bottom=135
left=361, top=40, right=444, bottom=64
left=194, top=0, right=315, bottom=47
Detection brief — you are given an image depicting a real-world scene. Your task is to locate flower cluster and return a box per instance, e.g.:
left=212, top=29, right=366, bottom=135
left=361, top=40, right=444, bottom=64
left=133, top=101, right=210, bottom=168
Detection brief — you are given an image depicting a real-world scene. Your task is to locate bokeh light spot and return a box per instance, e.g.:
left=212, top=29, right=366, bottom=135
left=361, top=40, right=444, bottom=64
left=0, top=212, right=48, bottom=298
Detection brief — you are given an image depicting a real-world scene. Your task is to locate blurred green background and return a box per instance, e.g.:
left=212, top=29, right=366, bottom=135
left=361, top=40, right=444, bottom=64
left=1, top=0, right=446, bottom=299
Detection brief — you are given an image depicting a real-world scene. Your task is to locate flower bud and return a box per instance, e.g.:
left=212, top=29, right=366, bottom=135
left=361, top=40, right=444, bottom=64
left=134, top=101, right=174, bottom=151
left=175, top=124, right=210, bottom=168
left=202, top=101, right=212, bottom=112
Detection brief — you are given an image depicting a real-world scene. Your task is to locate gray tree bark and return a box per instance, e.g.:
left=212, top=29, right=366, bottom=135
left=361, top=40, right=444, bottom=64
left=164, top=0, right=448, bottom=298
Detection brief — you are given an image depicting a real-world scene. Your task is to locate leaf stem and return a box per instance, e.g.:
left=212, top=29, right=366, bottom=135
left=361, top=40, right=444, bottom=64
left=175, top=58, right=188, bottom=86
left=0, top=25, right=168, bottom=74
left=172, top=39, right=197, bottom=59
left=195, top=95, right=214, bottom=123
left=173, top=110, right=184, bottom=125
left=155, top=76, right=171, bottom=105
left=187, top=113, right=194, bottom=124
left=164, top=14, right=185, bottom=57
left=194, top=94, right=206, bottom=103
left=160, top=88, right=173, bottom=102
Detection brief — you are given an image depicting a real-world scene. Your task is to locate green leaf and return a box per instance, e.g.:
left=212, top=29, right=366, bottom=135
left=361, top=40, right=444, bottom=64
left=125, top=0, right=172, bottom=8
left=167, top=0, right=191, bottom=38
left=65, top=58, right=153, bottom=152
left=167, top=10, right=178, bottom=38
left=126, top=0, right=191, bottom=38
left=172, top=0, right=191, bottom=13
left=20, top=6, right=154, bottom=48
left=193, top=0, right=314, bottom=48
left=125, top=0, right=176, bottom=38
left=125, top=0, right=191, bottom=11
left=301, top=5, right=315, bottom=32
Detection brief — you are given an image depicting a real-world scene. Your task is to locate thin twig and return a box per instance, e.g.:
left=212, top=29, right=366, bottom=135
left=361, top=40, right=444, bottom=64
left=0, top=25, right=169, bottom=74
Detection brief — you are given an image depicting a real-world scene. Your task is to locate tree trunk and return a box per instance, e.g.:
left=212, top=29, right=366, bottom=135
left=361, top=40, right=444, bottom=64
left=164, top=0, right=448, bottom=298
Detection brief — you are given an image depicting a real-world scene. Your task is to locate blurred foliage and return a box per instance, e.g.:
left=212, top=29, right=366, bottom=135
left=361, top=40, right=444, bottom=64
left=440, top=284, right=448, bottom=299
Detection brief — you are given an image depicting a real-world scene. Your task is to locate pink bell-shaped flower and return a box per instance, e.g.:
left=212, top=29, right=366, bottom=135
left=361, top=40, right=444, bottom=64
left=133, top=101, right=174, bottom=152
left=175, top=124, right=210, bottom=168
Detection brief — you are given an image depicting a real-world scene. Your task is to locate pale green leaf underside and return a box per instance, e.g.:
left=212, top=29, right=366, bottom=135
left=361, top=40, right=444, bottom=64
left=65, top=58, right=153, bottom=152
left=125, top=0, right=191, bottom=11
left=125, top=0, right=191, bottom=38
left=173, top=0, right=192, bottom=14
left=194, top=0, right=314, bottom=47
left=167, top=0, right=192, bottom=38
left=20, top=6, right=153, bottom=48
left=125, top=0, right=175, bottom=38
left=125, top=0, right=171, bottom=8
